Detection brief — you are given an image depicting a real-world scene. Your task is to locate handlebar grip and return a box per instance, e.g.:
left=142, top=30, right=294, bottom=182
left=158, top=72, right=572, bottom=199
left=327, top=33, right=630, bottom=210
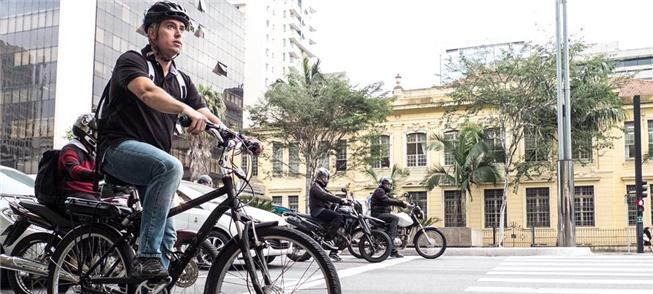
left=178, top=115, right=192, bottom=127
left=178, top=114, right=217, bottom=130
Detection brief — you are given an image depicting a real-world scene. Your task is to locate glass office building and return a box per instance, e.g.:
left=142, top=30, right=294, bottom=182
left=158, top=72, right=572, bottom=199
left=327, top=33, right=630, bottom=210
left=1, top=0, right=245, bottom=173
left=0, top=1, right=61, bottom=173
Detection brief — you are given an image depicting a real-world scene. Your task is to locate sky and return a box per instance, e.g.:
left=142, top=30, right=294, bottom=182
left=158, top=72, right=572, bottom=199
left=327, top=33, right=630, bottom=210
left=312, top=0, right=653, bottom=91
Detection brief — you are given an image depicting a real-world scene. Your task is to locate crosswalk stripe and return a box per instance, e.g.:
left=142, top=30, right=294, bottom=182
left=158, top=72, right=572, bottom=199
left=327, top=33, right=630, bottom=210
left=494, top=266, right=651, bottom=272
left=504, top=258, right=653, bottom=263
left=477, top=277, right=653, bottom=285
left=500, top=262, right=653, bottom=267
left=464, top=286, right=653, bottom=294
left=487, top=271, right=653, bottom=277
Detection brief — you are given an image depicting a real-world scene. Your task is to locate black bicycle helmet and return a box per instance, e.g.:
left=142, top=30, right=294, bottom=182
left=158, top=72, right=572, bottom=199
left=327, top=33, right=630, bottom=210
left=143, top=1, right=190, bottom=32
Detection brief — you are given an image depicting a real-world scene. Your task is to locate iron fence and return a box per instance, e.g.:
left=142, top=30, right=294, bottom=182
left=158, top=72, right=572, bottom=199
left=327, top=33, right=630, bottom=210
left=483, top=224, right=639, bottom=248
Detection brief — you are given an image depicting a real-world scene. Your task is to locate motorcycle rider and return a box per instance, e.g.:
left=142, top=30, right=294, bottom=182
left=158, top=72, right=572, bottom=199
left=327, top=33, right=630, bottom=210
left=54, top=114, right=102, bottom=213
left=370, top=177, right=407, bottom=258
left=309, top=167, right=348, bottom=261
left=196, top=174, right=213, bottom=187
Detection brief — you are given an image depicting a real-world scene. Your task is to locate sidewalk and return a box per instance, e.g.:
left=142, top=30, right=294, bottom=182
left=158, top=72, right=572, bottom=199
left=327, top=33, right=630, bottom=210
left=400, top=246, right=593, bottom=256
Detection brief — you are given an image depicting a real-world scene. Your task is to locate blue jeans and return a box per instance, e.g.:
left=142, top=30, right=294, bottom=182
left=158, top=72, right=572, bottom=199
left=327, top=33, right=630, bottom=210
left=102, top=140, right=182, bottom=267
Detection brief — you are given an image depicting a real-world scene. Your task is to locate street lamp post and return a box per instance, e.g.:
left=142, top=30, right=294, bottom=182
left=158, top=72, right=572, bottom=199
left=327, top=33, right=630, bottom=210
left=555, top=0, right=576, bottom=247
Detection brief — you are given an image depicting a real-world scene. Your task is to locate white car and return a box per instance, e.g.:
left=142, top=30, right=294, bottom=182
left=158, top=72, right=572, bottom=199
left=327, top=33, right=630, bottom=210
left=0, top=165, right=45, bottom=288
left=173, top=180, right=288, bottom=259
left=0, top=166, right=45, bottom=253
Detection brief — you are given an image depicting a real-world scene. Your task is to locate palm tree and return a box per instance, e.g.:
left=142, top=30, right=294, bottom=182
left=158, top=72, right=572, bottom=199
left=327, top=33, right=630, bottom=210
left=187, top=84, right=226, bottom=181
left=363, top=163, right=410, bottom=195
left=423, top=122, right=500, bottom=226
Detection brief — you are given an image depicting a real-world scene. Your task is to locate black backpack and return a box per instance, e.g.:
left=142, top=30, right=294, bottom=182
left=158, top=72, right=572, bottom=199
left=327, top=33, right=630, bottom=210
left=35, top=149, right=61, bottom=207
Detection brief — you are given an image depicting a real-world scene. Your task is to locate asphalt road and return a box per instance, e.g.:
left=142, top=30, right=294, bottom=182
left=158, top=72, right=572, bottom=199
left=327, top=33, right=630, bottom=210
left=2, top=253, right=652, bottom=293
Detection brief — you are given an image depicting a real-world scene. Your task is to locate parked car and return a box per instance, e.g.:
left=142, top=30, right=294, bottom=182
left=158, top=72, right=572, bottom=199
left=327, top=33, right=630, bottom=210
left=173, top=180, right=289, bottom=260
left=0, top=165, right=44, bottom=288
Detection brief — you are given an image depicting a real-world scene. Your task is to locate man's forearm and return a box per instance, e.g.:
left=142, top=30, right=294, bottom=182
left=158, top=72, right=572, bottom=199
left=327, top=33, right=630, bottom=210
left=139, top=86, right=191, bottom=114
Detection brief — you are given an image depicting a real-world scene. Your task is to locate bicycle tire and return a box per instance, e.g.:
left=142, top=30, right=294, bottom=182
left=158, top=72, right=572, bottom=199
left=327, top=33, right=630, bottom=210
left=7, top=232, right=58, bottom=294
left=46, top=224, right=134, bottom=294
left=204, top=226, right=341, bottom=293
left=414, top=227, right=446, bottom=259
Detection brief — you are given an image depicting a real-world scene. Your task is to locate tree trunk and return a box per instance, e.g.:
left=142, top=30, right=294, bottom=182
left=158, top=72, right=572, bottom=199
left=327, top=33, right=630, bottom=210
left=304, top=156, right=314, bottom=213
left=498, top=175, right=509, bottom=247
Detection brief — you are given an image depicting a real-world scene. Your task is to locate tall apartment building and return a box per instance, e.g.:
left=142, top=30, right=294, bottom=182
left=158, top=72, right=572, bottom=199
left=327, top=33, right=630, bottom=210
left=0, top=0, right=245, bottom=174
left=442, top=41, right=653, bottom=85
left=228, top=0, right=317, bottom=125
left=442, top=41, right=526, bottom=84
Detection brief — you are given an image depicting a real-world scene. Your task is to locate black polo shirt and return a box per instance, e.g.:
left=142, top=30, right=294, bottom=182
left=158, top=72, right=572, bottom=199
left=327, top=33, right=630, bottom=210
left=98, top=45, right=206, bottom=158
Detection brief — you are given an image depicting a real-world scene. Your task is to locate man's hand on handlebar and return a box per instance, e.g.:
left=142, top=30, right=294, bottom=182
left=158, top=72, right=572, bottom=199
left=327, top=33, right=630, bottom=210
left=182, top=107, right=207, bottom=135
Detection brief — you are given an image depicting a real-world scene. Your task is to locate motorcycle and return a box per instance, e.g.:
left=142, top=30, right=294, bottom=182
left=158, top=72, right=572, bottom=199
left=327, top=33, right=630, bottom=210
left=0, top=181, right=216, bottom=294
left=284, top=187, right=393, bottom=263
left=349, top=193, right=447, bottom=259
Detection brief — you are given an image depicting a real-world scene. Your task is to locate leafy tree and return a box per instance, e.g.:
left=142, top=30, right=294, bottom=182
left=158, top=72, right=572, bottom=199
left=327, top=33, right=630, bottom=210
left=448, top=41, right=624, bottom=245
left=423, top=122, right=500, bottom=200
left=249, top=57, right=392, bottom=212
left=186, top=84, right=226, bottom=181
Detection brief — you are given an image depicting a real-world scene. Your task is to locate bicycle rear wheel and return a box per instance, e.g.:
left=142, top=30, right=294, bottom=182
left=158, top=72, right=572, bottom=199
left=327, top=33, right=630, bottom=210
left=204, top=226, right=341, bottom=294
left=46, top=224, right=134, bottom=294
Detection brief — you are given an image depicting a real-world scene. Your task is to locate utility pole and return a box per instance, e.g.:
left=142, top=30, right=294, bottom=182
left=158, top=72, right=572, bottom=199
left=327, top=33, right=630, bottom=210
left=633, top=95, right=645, bottom=253
left=555, top=0, right=576, bottom=247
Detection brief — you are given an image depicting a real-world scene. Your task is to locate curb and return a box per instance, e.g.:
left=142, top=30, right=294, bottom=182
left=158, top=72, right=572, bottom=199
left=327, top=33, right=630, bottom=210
left=399, top=247, right=593, bottom=257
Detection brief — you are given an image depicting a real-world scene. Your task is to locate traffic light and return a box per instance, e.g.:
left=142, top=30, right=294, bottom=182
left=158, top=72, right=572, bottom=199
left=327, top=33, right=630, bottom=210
left=641, top=181, right=648, bottom=198
left=637, top=198, right=645, bottom=213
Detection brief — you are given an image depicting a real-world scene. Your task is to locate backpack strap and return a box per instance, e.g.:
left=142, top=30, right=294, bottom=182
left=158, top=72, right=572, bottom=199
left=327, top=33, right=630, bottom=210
left=146, top=59, right=187, bottom=101
left=175, top=71, right=187, bottom=101
left=146, top=60, right=155, bottom=80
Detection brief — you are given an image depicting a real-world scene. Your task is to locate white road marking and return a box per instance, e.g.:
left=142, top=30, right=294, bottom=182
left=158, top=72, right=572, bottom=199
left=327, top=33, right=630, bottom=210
left=500, top=262, right=653, bottom=267
left=477, top=277, right=653, bottom=285
left=487, top=271, right=653, bottom=277
left=465, top=286, right=653, bottom=294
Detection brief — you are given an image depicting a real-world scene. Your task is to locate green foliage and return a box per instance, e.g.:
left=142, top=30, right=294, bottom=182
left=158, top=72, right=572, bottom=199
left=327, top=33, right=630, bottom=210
left=198, top=84, right=226, bottom=120
left=363, top=163, right=410, bottom=194
left=420, top=216, right=441, bottom=227
left=423, top=122, right=500, bottom=201
left=240, top=196, right=274, bottom=212
left=249, top=57, right=393, bottom=210
left=448, top=41, right=624, bottom=186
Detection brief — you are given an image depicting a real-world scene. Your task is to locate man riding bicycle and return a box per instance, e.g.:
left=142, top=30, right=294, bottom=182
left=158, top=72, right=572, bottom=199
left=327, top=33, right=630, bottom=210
left=97, top=1, right=261, bottom=280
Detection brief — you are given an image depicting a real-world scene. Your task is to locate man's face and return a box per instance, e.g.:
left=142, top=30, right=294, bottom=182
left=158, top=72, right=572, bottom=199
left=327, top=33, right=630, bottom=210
left=149, top=19, right=185, bottom=58
left=382, top=182, right=392, bottom=191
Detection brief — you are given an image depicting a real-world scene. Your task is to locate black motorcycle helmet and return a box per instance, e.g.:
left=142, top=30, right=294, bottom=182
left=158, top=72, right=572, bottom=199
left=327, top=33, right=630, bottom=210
left=72, top=113, right=97, bottom=151
left=315, top=167, right=330, bottom=188
left=379, top=176, right=392, bottom=193
left=143, top=1, right=191, bottom=32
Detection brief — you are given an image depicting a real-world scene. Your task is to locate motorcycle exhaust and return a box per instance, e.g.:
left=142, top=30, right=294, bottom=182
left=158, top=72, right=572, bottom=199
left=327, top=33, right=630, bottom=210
left=0, top=254, right=79, bottom=283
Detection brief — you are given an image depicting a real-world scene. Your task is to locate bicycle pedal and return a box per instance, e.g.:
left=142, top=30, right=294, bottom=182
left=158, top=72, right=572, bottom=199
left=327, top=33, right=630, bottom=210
left=136, top=277, right=171, bottom=294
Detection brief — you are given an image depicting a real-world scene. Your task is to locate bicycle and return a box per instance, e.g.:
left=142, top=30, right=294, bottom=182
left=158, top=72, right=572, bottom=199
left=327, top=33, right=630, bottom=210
left=45, top=118, right=341, bottom=294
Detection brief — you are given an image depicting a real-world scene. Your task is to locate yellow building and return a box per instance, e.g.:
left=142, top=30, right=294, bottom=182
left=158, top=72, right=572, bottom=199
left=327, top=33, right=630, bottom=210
left=249, top=78, right=653, bottom=247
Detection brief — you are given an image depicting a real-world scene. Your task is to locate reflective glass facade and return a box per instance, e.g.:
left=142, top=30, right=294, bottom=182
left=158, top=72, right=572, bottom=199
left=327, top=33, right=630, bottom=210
left=93, top=0, right=245, bottom=107
left=0, top=0, right=61, bottom=173
left=1, top=0, right=244, bottom=174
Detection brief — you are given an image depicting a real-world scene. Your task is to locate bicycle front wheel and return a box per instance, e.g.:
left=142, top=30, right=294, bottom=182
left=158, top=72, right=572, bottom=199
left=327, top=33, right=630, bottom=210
left=205, top=226, right=341, bottom=294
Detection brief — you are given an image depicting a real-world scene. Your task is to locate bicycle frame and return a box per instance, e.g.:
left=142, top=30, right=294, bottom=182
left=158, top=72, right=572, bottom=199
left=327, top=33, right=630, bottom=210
left=75, top=174, right=273, bottom=293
